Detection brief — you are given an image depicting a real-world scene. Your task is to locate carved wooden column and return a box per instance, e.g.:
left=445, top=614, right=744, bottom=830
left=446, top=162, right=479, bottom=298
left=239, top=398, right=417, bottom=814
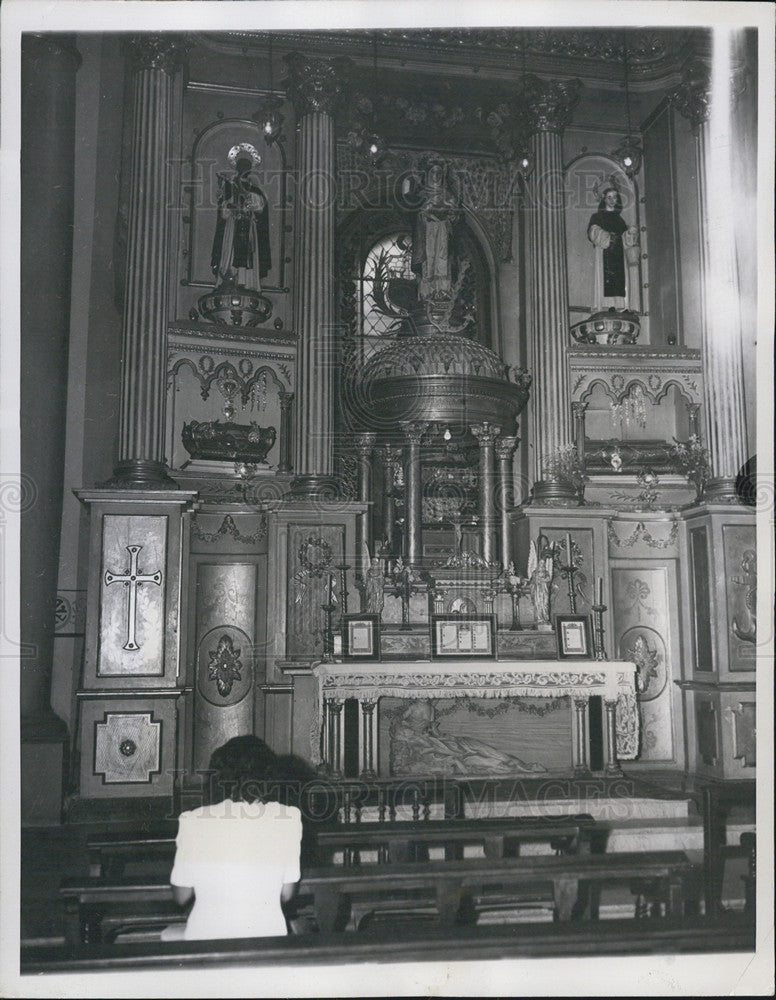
left=20, top=34, right=81, bottom=820
left=671, top=51, right=749, bottom=501
left=378, top=445, right=401, bottom=558
left=113, top=35, right=186, bottom=486
left=470, top=423, right=501, bottom=565
left=284, top=53, right=348, bottom=499
left=524, top=77, right=581, bottom=503
left=400, top=421, right=428, bottom=566
left=495, top=434, right=518, bottom=571
left=277, top=390, right=294, bottom=473
left=359, top=700, right=377, bottom=778
left=354, top=432, right=376, bottom=567
left=603, top=699, right=622, bottom=774
left=572, top=696, right=590, bottom=773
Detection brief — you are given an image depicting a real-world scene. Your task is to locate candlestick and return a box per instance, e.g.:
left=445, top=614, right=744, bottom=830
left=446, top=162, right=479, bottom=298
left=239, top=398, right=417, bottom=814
left=597, top=576, right=604, bottom=606
left=566, top=532, right=573, bottom=561
left=592, top=601, right=608, bottom=661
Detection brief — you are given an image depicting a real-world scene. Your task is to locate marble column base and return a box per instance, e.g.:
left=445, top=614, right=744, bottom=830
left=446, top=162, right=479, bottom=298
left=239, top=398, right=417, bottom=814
left=288, top=474, right=343, bottom=501
left=702, top=477, right=747, bottom=504
left=529, top=477, right=581, bottom=506
left=107, top=459, right=178, bottom=489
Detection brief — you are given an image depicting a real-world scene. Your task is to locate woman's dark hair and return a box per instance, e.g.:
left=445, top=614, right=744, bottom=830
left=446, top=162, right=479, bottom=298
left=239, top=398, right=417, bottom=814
left=208, top=735, right=277, bottom=804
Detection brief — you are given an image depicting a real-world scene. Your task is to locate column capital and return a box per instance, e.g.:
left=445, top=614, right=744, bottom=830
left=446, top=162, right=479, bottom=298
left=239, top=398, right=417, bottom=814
left=378, top=444, right=403, bottom=464
left=23, top=33, right=82, bottom=69
left=125, top=34, right=188, bottom=75
left=353, top=432, right=377, bottom=458
left=399, top=421, right=429, bottom=446
left=278, top=389, right=294, bottom=409
left=669, top=53, right=751, bottom=132
left=470, top=422, right=502, bottom=446
left=668, top=56, right=711, bottom=131
left=495, top=435, right=519, bottom=461
left=523, top=75, right=581, bottom=134
left=283, top=52, right=352, bottom=116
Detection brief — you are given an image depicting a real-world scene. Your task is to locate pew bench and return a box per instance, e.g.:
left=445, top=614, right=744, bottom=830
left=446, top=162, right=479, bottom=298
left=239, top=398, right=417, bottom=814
left=85, top=814, right=594, bottom=878
left=22, top=912, right=757, bottom=973
left=61, top=848, right=696, bottom=944
left=314, top=814, right=595, bottom=865
left=303, top=850, right=697, bottom=932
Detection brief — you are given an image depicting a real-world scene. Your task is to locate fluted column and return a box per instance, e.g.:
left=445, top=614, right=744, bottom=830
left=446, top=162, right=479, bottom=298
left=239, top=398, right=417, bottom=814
left=470, top=423, right=501, bottom=565
left=113, top=36, right=186, bottom=486
left=495, top=434, right=518, bottom=571
left=524, top=77, right=581, bottom=502
left=284, top=53, right=349, bottom=499
left=671, top=46, right=749, bottom=501
left=20, top=34, right=81, bottom=727
left=379, top=445, right=401, bottom=558
left=400, top=422, right=428, bottom=566
left=277, top=390, right=294, bottom=472
left=354, top=432, right=376, bottom=565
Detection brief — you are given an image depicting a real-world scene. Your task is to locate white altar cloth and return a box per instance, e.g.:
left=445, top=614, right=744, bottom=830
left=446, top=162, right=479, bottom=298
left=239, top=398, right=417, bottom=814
left=312, top=659, right=639, bottom=766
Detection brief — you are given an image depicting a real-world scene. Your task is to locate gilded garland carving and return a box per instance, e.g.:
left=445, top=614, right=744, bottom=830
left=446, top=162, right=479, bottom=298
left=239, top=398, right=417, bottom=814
left=607, top=519, right=679, bottom=549
left=190, top=513, right=267, bottom=545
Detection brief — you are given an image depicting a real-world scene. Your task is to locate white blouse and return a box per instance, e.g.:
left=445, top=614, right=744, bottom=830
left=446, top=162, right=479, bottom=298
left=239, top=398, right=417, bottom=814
left=169, top=799, right=302, bottom=940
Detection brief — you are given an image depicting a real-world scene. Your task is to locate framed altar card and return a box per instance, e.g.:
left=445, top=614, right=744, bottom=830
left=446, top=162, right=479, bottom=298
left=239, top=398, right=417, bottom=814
left=554, top=614, right=592, bottom=659
left=431, top=614, right=496, bottom=659
left=342, top=614, right=381, bottom=661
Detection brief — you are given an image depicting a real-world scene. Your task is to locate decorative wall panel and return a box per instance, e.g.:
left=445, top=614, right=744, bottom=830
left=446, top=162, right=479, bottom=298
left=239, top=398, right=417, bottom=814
left=78, top=697, right=177, bottom=799
left=98, top=515, right=167, bottom=676
left=723, top=524, right=757, bottom=671
left=192, top=562, right=258, bottom=770
left=689, top=526, right=714, bottom=672
left=611, top=565, right=675, bottom=761
left=286, top=525, right=345, bottom=659
left=727, top=700, right=756, bottom=768
left=696, top=699, right=719, bottom=766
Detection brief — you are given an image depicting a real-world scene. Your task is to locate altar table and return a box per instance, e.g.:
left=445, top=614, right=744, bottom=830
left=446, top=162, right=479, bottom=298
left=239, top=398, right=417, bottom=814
left=312, top=659, right=638, bottom=776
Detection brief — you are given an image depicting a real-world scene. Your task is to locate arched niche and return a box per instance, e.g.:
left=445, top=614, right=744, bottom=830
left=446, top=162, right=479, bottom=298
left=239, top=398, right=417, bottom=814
left=182, top=118, right=289, bottom=295
left=565, top=153, right=646, bottom=339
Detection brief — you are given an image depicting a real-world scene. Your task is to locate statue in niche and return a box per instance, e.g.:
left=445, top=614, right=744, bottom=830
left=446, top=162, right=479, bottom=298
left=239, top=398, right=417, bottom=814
left=390, top=700, right=547, bottom=776
left=528, top=535, right=556, bottom=632
left=211, top=143, right=272, bottom=291
left=587, top=184, right=640, bottom=314
left=411, top=160, right=460, bottom=302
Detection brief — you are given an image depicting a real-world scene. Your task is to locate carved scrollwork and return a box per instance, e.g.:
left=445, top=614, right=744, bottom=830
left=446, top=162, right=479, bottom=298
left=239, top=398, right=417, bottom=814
left=607, top=519, right=679, bottom=550
left=283, top=52, right=351, bottom=116
left=208, top=634, right=243, bottom=698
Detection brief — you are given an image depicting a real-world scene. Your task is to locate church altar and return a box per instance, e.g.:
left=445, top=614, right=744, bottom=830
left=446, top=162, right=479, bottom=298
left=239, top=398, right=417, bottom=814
left=312, top=659, right=639, bottom=777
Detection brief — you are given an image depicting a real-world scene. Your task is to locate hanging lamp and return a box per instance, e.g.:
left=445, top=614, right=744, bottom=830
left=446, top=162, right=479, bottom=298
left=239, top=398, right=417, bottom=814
left=612, top=37, right=643, bottom=178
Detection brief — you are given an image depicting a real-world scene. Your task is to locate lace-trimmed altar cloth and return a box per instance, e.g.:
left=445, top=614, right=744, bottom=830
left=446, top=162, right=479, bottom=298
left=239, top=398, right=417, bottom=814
left=312, top=659, right=639, bottom=764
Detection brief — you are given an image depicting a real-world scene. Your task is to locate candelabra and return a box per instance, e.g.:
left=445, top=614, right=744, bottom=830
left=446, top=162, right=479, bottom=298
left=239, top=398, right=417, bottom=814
left=336, top=563, right=350, bottom=616
left=592, top=601, right=608, bottom=660
left=557, top=535, right=580, bottom=613
left=505, top=577, right=531, bottom=631
left=391, top=559, right=413, bottom=630
left=320, top=602, right=337, bottom=662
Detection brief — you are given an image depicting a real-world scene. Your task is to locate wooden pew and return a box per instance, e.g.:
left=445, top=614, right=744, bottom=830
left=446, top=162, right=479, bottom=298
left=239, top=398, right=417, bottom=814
left=302, top=850, right=697, bottom=932
left=86, top=813, right=594, bottom=878
left=61, top=848, right=696, bottom=943
left=314, top=814, right=594, bottom=865
left=22, top=912, right=757, bottom=973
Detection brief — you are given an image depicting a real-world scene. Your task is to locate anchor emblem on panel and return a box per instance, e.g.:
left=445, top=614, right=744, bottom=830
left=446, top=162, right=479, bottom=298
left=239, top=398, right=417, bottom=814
left=104, top=544, right=163, bottom=651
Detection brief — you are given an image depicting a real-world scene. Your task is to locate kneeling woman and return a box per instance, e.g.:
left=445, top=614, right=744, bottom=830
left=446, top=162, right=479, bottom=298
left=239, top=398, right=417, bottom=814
left=163, top=736, right=302, bottom=940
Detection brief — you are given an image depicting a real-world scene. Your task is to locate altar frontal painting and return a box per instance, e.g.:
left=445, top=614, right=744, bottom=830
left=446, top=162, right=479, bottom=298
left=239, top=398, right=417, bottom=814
left=380, top=696, right=572, bottom=777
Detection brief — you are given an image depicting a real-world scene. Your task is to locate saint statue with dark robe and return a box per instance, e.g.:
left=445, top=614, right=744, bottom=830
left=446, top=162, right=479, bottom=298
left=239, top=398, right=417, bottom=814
left=587, top=186, right=639, bottom=312
left=211, top=143, right=271, bottom=291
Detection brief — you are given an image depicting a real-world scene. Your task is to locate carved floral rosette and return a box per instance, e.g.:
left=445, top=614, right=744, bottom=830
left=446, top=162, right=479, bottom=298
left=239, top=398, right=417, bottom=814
left=311, top=660, right=639, bottom=763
